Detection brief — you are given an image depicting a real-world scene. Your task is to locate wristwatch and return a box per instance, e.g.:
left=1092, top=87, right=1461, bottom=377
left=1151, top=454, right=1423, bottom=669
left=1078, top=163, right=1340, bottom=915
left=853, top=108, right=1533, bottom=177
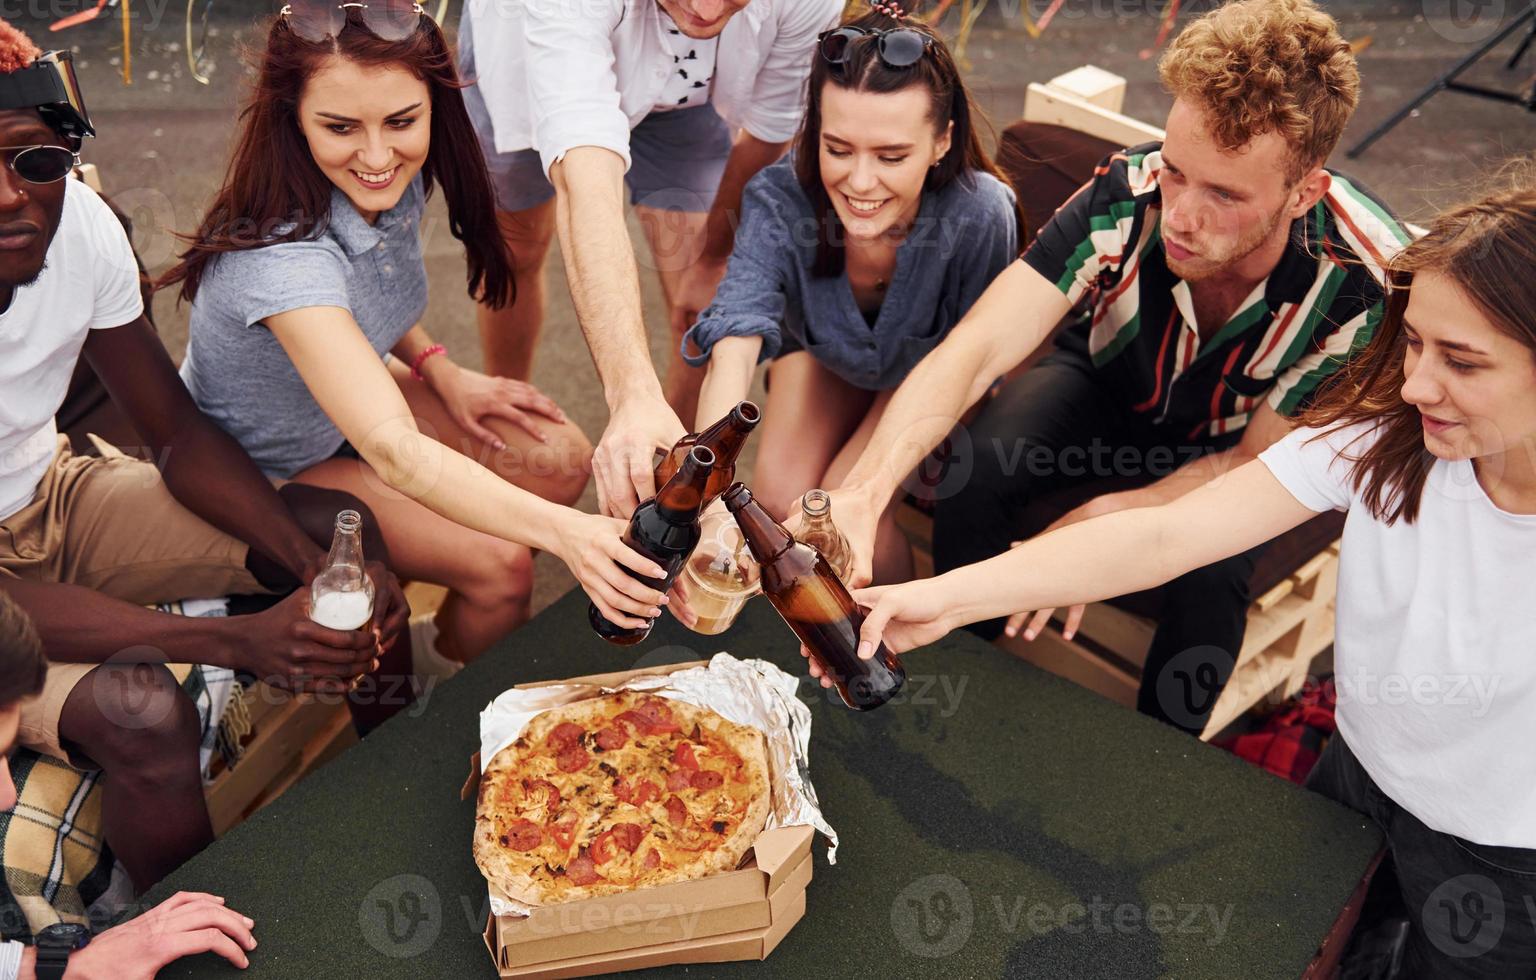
left=33, top=923, right=89, bottom=980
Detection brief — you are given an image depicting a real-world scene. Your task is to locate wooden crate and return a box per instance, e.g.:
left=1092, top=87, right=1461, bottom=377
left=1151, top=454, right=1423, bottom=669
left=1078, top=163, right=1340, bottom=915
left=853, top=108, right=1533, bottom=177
left=998, top=543, right=1341, bottom=740
left=204, top=683, right=357, bottom=836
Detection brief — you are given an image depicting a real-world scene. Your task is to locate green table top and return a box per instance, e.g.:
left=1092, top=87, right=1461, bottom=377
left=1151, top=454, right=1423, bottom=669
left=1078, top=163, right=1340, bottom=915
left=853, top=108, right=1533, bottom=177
left=151, top=589, right=1381, bottom=979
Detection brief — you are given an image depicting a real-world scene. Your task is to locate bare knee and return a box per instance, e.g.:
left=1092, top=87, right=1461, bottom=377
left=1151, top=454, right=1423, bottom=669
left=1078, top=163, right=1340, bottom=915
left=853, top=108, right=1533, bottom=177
left=499, top=208, right=555, bottom=277
left=459, top=540, right=534, bottom=609
left=62, top=663, right=200, bottom=775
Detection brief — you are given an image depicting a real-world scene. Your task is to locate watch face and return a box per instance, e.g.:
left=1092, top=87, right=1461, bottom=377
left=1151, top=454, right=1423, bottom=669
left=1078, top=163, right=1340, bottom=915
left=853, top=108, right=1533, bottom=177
left=37, top=922, right=91, bottom=951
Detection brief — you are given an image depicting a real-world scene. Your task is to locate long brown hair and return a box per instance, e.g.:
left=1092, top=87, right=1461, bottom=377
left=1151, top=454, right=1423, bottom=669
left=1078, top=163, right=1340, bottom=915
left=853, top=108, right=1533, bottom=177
left=793, top=8, right=1021, bottom=278
left=158, top=9, right=513, bottom=309
left=1301, top=175, right=1536, bottom=524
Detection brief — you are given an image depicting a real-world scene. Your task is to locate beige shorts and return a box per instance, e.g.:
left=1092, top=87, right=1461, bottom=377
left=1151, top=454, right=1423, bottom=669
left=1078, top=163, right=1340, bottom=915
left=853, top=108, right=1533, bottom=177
left=3, top=438, right=264, bottom=763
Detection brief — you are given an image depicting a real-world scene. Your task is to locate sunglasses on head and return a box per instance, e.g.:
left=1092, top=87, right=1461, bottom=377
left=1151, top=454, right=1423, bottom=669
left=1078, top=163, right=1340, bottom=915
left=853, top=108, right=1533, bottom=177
left=279, top=0, right=427, bottom=43
left=817, top=26, right=933, bottom=70
left=0, top=145, right=80, bottom=185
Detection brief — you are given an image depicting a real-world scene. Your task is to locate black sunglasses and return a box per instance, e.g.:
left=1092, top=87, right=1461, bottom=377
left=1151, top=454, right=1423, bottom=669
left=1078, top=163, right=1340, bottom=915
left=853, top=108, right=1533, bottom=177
left=279, top=0, right=427, bottom=42
left=818, top=26, right=934, bottom=70
left=0, top=145, right=79, bottom=184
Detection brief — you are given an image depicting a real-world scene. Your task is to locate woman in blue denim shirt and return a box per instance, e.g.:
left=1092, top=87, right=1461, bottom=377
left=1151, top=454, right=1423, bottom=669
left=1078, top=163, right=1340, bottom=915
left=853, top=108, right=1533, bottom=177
left=682, top=11, right=1020, bottom=583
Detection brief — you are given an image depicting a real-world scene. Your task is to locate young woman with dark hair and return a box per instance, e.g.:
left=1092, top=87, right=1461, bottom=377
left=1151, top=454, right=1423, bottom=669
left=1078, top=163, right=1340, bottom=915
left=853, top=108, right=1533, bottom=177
left=845, top=177, right=1536, bottom=977
left=162, top=5, right=672, bottom=663
left=680, top=10, right=1021, bottom=585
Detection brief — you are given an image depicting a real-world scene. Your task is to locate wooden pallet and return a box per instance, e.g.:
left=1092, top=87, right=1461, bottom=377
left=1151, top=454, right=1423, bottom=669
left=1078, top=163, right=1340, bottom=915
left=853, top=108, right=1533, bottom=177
left=998, top=543, right=1341, bottom=739
left=204, top=683, right=357, bottom=836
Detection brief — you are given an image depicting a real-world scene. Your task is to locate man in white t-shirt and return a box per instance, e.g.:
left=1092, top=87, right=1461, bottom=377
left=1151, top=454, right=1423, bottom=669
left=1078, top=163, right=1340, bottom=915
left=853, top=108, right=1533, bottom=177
left=459, top=0, right=840, bottom=517
left=0, top=26, right=409, bottom=909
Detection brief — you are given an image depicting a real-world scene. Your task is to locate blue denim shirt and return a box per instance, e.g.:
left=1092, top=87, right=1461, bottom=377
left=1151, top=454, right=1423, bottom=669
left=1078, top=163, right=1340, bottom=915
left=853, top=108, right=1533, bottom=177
left=682, top=157, right=1018, bottom=390
left=181, top=177, right=429, bottom=478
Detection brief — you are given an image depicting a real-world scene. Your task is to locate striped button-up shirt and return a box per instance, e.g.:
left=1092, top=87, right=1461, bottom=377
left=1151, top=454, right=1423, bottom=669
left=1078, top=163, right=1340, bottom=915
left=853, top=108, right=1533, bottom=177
left=1024, top=143, right=1410, bottom=440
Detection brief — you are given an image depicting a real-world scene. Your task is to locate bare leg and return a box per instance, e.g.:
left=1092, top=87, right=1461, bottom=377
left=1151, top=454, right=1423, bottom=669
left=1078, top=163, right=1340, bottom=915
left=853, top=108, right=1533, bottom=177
left=59, top=664, right=209, bottom=893
left=477, top=201, right=557, bottom=381
left=635, top=204, right=709, bottom=429
left=822, top=390, right=916, bottom=585
left=387, top=358, right=592, bottom=506
left=751, top=352, right=875, bottom=521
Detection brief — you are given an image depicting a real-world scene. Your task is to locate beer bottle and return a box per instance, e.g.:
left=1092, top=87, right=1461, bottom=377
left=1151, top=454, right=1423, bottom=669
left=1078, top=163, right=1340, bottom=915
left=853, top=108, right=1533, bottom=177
left=589, top=446, right=717, bottom=645
left=655, top=401, right=760, bottom=507
left=721, top=483, right=905, bottom=711
left=793, top=489, right=853, bottom=582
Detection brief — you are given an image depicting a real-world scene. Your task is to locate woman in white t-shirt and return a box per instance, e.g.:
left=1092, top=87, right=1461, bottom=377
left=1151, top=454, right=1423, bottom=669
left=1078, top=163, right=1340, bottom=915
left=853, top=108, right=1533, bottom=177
left=839, top=181, right=1536, bottom=976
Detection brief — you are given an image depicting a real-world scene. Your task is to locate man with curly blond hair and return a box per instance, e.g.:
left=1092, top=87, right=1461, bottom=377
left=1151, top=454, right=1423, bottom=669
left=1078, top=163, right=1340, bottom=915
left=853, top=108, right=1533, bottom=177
left=819, top=0, right=1411, bottom=735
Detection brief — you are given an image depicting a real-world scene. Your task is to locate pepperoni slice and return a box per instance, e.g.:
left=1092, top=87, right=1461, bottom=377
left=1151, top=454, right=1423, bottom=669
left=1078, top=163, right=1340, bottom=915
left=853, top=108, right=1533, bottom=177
left=612, top=822, right=646, bottom=853
left=546, top=721, right=585, bottom=749
left=591, top=831, right=616, bottom=866
left=613, top=776, right=634, bottom=804
left=632, top=779, right=661, bottom=807
left=551, top=819, right=577, bottom=851
left=643, top=847, right=660, bottom=870
left=690, top=769, right=724, bottom=790
left=634, top=697, right=681, bottom=734
left=596, top=726, right=628, bottom=751
left=568, top=849, right=601, bottom=886
left=672, top=742, right=700, bottom=771
left=666, top=770, right=692, bottom=792
left=664, top=795, right=687, bottom=828
left=502, top=820, right=543, bottom=852
left=615, top=710, right=653, bottom=735
left=556, top=745, right=589, bottom=774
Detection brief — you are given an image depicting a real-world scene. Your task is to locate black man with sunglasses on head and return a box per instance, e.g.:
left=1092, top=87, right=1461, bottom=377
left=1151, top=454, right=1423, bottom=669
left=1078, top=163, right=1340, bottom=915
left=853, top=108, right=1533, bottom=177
left=0, top=19, right=409, bottom=896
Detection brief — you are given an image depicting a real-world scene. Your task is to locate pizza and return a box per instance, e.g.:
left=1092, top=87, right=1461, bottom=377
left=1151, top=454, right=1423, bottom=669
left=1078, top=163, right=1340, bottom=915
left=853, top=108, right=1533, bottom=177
left=473, top=691, right=771, bottom=905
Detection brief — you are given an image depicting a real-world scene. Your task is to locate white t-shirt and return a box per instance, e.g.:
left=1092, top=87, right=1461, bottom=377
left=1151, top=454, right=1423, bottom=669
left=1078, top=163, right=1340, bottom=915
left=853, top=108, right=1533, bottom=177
left=1260, top=422, right=1536, bottom=848
left=0, top=179, right=144, bottom=521
left=652, top=13, right=718, bottom=112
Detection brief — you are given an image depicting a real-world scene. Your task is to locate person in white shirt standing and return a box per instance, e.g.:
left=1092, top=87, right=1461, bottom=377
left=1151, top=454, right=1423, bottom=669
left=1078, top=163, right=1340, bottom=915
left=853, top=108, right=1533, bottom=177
left=459, top=0, right=840, bottom=518
left=837, top=177, right=1536, bottom=977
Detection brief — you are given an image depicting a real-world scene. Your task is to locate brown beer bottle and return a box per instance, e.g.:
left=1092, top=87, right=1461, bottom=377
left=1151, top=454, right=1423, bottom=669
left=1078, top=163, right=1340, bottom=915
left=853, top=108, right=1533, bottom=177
left=655, top=401, right=761, bottom=507
left=589, top=446, right=716, bottom=645
left=793, top=489, right=853, bottom=582
left=721, top=483, right=905, bottom=710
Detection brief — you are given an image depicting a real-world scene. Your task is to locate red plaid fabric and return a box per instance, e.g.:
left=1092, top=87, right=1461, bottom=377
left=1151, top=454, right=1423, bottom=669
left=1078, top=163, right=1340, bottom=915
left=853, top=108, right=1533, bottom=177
left=1219, top=678, right=1338, bottom=784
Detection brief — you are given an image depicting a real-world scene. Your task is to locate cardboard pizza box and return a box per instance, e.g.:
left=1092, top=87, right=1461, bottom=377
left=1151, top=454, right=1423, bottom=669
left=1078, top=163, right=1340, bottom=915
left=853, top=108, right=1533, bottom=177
left=484, top=844, right=812, bottom=976
left=470, top=660, right=820, bottom=976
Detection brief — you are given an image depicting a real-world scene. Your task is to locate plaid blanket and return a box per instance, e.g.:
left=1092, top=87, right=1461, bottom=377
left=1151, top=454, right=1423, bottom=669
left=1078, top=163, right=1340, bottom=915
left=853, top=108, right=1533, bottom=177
left=0, top=598, right=240, bottom=941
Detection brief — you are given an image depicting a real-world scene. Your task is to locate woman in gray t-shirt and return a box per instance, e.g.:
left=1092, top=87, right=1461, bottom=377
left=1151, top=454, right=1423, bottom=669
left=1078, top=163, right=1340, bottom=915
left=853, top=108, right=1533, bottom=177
left=683, top=14, right=1020, bottom=583
left=161, top=10, right=673, bottom=665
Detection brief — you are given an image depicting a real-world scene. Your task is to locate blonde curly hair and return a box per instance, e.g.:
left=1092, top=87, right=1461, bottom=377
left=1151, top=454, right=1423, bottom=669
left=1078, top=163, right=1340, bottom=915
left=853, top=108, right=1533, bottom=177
left=1159, top=0, right=1358, bottom=183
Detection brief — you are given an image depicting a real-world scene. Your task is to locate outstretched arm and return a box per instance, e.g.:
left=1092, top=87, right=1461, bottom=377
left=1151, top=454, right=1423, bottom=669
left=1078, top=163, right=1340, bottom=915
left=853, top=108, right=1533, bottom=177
left=550, top=147, right=686, bottom=519
left=849, top=459, right=1319, bottom=659
left=266, top=307, right=669, bottom=628
left=825, top=261, right=1072, bottom=585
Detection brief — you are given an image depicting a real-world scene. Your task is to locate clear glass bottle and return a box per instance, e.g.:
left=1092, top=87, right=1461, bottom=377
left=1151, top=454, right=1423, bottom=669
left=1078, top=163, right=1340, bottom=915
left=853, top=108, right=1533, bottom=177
left=794, top=489, right=853, bottom=582
left=309, top=509, right=374, bottom=631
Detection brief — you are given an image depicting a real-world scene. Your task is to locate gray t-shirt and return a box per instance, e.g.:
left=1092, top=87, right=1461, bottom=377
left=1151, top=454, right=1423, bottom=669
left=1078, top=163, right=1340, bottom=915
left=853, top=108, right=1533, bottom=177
left=682, top=157, right=1019, bottom=390
left=181, top=177, right=428, bottom=478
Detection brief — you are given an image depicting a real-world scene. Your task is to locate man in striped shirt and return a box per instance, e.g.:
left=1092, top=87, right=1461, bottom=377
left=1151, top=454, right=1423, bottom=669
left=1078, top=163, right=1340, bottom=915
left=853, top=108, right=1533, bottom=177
left=819, top=0, right=1410, bottom=735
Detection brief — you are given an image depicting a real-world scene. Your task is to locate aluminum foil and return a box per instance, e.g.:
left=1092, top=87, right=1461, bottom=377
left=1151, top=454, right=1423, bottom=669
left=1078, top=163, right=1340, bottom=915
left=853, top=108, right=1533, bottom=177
left=477, top=653, right=839, bottom=916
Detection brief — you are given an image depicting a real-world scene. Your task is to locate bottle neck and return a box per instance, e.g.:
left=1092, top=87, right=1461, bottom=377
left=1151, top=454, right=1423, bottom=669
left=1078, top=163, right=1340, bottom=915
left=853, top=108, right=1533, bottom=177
left=327, top=511, right=365, bottom=568
left=723, top=488, right=795, bottom=564
left=801, top=490, right=833, bottom=531
left=695, top=403, right=758, bottom=468
left=655, top=448, right=714, bottom=522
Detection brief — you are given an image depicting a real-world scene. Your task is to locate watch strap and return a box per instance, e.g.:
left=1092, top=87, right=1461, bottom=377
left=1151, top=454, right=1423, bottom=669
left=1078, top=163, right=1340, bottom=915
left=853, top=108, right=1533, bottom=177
left=33, top=945, right=69, bottom=980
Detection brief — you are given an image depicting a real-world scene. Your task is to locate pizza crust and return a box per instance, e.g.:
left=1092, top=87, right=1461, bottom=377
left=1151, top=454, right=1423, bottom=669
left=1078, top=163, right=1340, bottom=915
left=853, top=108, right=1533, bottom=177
left=474, top=691, right=771, bottom=907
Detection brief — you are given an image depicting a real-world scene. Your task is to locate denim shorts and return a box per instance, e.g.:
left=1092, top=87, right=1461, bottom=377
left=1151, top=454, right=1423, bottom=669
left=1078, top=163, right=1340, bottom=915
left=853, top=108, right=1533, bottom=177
left=463, top=82, right=733, bottom=214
